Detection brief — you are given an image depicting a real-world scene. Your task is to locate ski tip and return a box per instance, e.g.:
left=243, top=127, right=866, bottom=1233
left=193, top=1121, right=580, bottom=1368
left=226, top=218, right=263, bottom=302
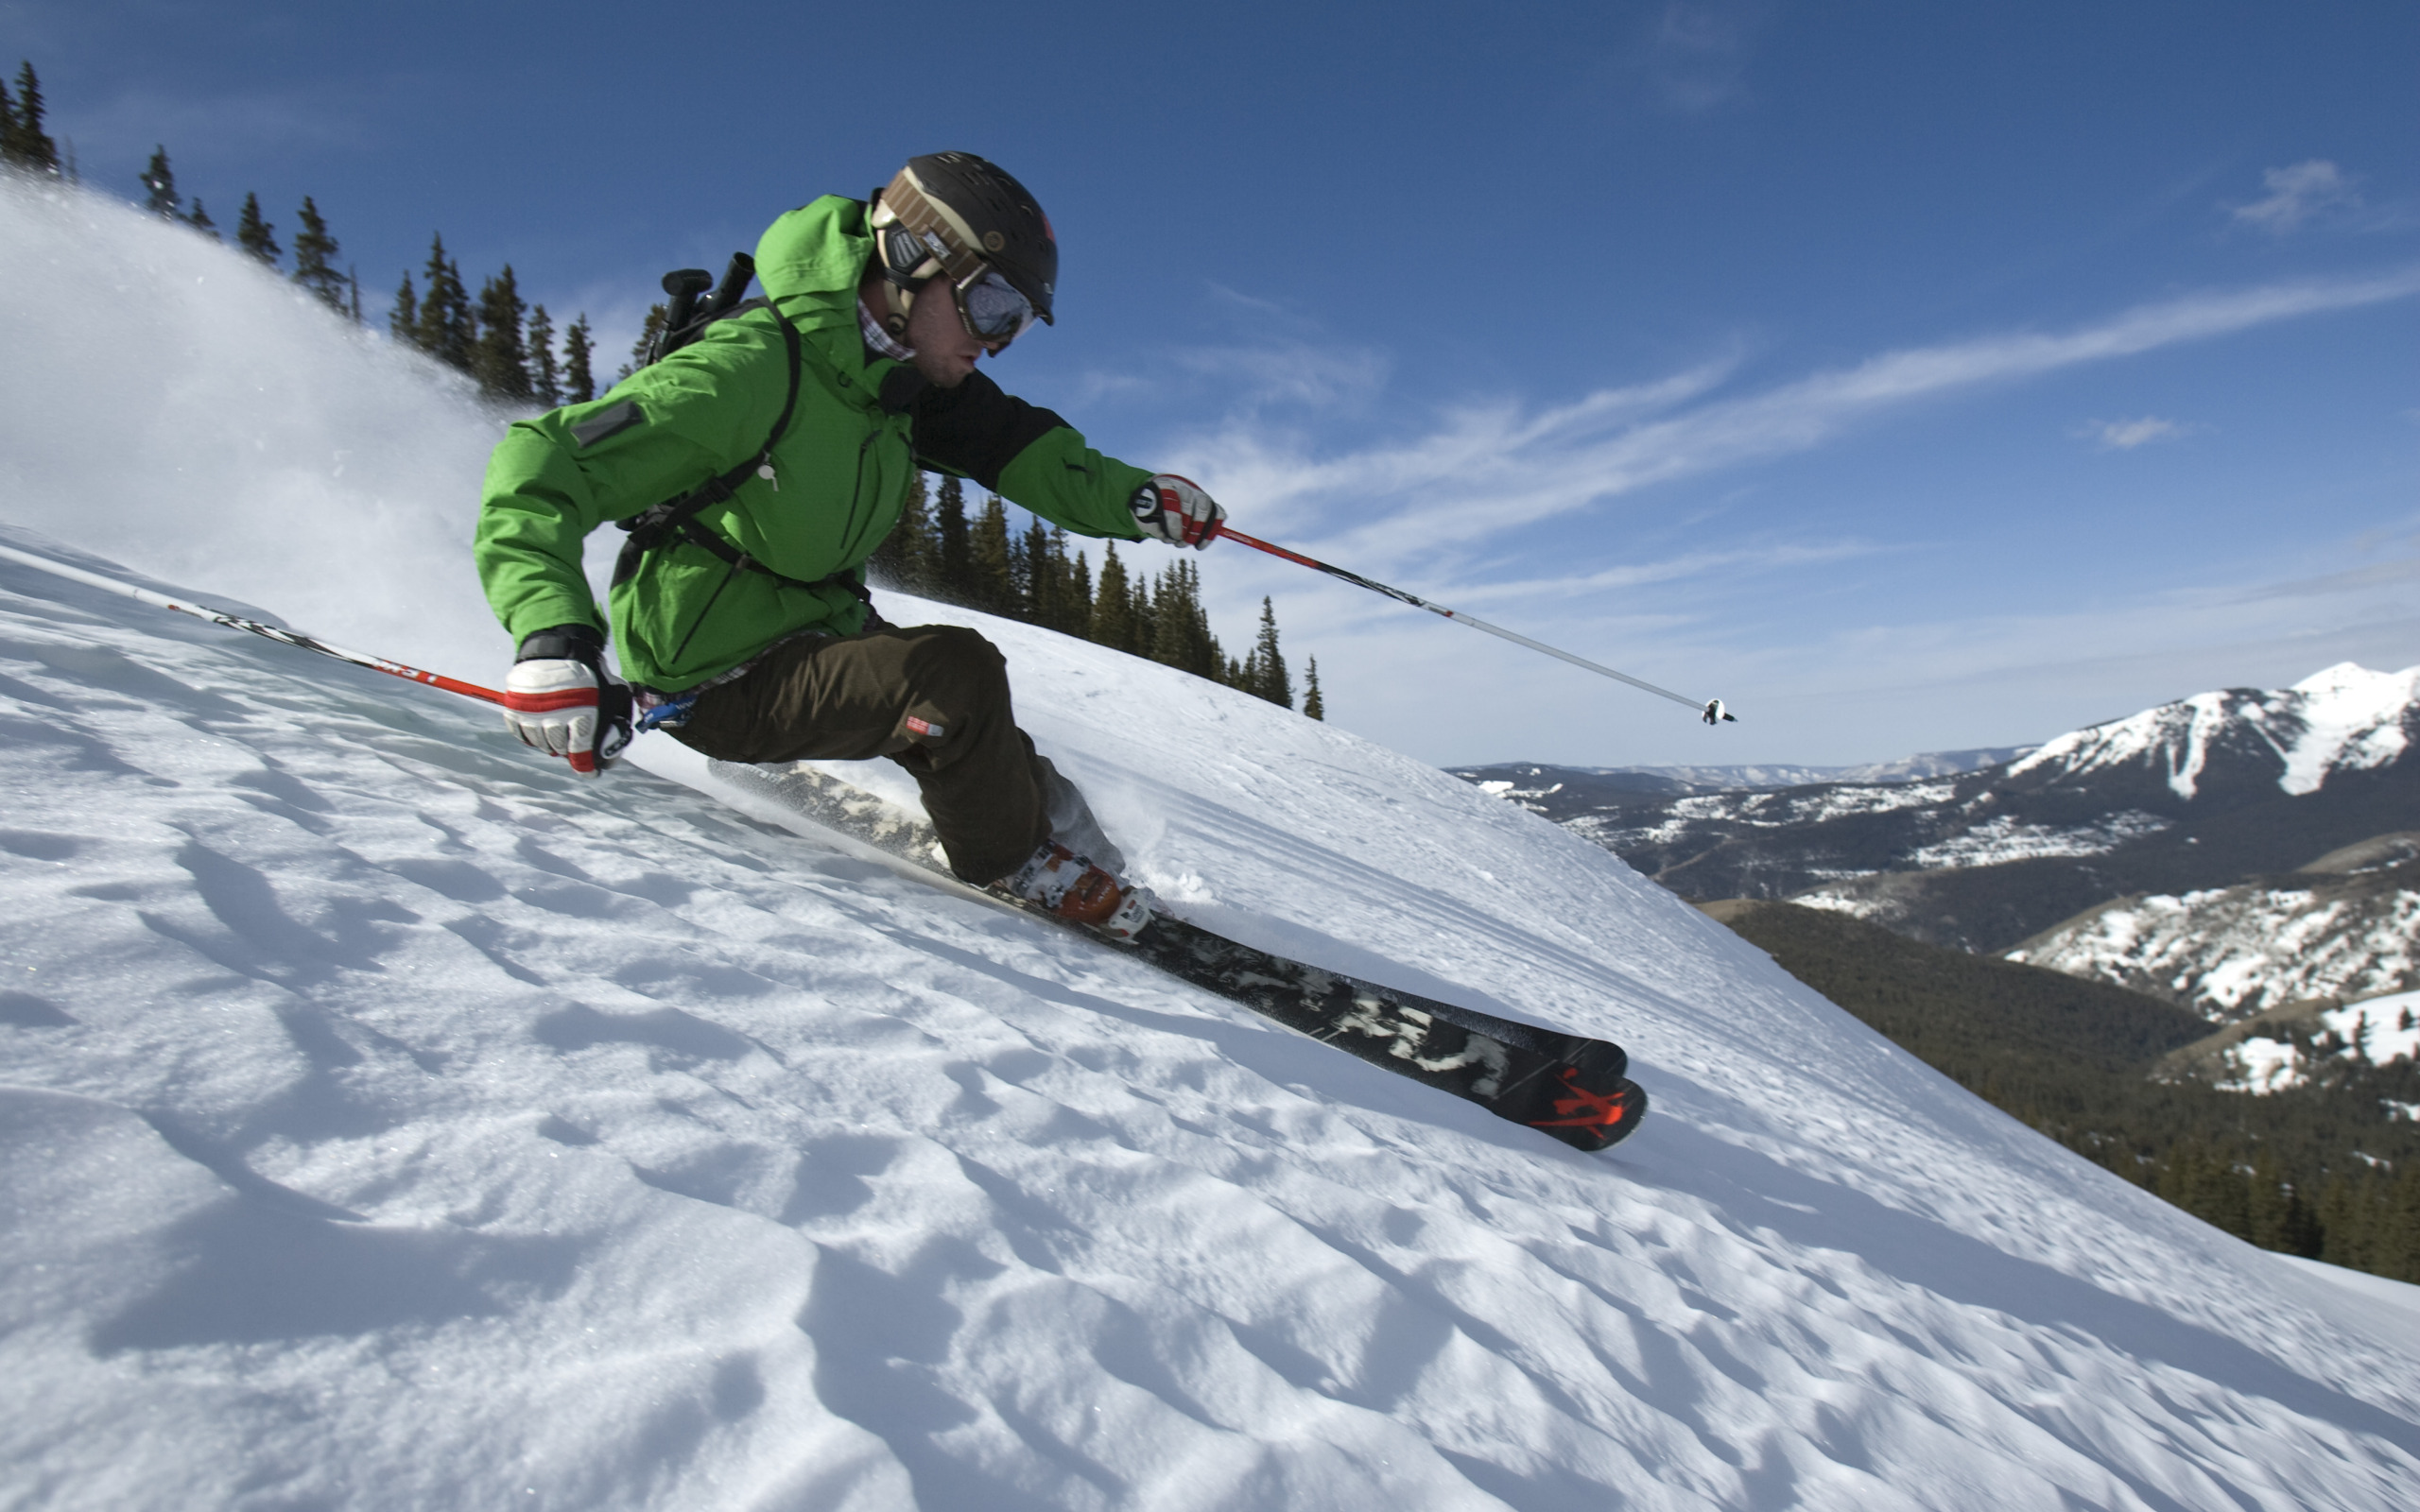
left=1529, top=1075, right=1649, bottom=1153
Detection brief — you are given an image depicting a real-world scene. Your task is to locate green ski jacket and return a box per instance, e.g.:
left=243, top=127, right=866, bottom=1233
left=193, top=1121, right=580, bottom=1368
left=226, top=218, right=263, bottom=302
left=475, top=196, right=1152, bottom=692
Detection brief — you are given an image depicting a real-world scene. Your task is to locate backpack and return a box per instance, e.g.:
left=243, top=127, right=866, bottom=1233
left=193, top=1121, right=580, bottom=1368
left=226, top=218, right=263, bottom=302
left=608, top=254, right=872, bottom=629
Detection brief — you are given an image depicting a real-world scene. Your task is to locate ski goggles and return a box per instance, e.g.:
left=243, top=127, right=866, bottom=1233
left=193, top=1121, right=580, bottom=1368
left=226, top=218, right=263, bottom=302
left=951, top=265, right=1040, bottom=350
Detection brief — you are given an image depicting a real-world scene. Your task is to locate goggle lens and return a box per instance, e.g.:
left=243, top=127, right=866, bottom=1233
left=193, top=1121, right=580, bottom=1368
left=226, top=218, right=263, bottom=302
left=958, top=268, right=1037, bottom=344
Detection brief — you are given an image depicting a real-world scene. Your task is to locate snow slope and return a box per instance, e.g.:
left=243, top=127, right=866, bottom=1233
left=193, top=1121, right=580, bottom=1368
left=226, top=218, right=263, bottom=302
left=6, top=178, right=2420, bottom=1511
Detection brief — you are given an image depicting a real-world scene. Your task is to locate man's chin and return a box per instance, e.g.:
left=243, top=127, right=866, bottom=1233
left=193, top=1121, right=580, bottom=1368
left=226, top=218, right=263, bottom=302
left=912, top=356, right=978, bottom=388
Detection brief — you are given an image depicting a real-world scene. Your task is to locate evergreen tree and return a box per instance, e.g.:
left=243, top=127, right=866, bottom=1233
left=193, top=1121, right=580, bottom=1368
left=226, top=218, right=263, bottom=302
left=562, top=315, right=596, bottom=403
left=868, top=471, right=934, bottom=593
left=234, top=192, right=281, bottom=267
left=1303, top=657, right=1325, bottom=720
left=1067, top=541, right=1094, bottom=638
left=390, top=273, right=419, bottom=346
left=412, top=233, right=476, bottom=372
left=349, top=267, right=362, bottom=323
left=934, top=474, right=971, bottom=601
left=1090, top=541, right=1134, bottom=650
left=139, top=146, right=178, bottom=217
left=183, top=198, right=218, bottom=240
left=526, top=304, right=562, bottom=406
left=1015, top=518, right=1048, bottom=621
left=620, top=303, right=666, bottom=380
left=472, top=266, right=531, bottom=400
left=1150, top=560, right=1223, bottom=678
left=1, top=61, right=60, bottom=174
left=290, top=196, right=347, bottom=311
left=971, top=494, right=1016, bottom=614
left=1126, top=562, right=1155, bottom=656
left=1246, top=596, right=1292, bottom=708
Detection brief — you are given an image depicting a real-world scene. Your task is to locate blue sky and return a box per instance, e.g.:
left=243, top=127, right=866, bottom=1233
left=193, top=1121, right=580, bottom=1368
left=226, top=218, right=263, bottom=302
left=9, top=0, right=2417, bottom=766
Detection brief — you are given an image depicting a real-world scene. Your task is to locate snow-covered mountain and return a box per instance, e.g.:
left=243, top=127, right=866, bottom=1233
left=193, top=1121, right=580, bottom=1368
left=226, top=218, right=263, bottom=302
left=1454, top=747, right=2030, bottom=802
left=1462, top=669, right=2420, bottom=954
left=8, top=175, right=2420, bottom=1510
left=2004, top=665, right=2419, bottom=802
left=2004, top=836, right=2420, bottom=1021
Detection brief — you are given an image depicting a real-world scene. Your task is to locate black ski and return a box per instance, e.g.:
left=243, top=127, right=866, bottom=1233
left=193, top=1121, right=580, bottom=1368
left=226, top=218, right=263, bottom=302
left=707, top=760, right=1647, bottom=1152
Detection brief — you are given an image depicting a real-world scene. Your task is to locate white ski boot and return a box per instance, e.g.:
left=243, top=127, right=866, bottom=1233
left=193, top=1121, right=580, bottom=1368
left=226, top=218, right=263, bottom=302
left=1002, top=841, right=1154, bottom=939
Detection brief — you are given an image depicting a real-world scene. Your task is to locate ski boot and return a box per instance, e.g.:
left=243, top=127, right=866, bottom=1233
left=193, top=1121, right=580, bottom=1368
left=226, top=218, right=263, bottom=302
left=1001, top=842, right=1155, bottom=940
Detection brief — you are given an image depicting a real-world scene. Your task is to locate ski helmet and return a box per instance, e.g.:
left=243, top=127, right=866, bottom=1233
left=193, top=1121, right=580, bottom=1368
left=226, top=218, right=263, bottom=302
left=867, top=151, right=1057, bottom=349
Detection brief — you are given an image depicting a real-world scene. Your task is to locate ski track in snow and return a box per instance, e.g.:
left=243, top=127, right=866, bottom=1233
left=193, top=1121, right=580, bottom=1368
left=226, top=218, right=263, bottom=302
left=4, top=179, right=2420, bottom=1511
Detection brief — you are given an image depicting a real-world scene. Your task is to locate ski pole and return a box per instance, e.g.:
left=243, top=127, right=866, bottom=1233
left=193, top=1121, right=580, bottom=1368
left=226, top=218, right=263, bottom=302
left=0, top=541, right=508, bottom=707
left=1211, top=525, right=1737, bottom=724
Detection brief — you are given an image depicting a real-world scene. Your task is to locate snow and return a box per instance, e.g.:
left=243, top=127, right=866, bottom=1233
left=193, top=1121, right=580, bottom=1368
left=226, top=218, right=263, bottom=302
left=2214, top=991, right=2420, bottom=1094
left=2007, top=885, right=2420, bottom=1020
left=6, top=176, right=2420, bottom=1511
left=2002, top=665, right=2418, bottom=801
left=2281, top=663, right=2420, bottom=797
left=1906, top=811, right=2171, bottom=870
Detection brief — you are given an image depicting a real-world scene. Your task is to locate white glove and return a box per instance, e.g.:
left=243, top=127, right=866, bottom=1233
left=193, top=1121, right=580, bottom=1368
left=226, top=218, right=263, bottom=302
left=505, top=660, right=606, bottom=772
left=503, top=627, right=631, bottom=776
left=1130, top=474, right=1225, bottom=549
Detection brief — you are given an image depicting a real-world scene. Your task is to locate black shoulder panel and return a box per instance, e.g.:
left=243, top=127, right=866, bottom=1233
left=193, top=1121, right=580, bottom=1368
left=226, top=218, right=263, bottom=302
left=908, top=370, right=1068, bottom=491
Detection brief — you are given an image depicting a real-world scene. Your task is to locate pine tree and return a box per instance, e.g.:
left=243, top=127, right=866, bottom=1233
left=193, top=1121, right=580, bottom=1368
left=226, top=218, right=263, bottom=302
left=869, top=471, right=934, bottom=593
left=934, top=475, right=971, bottom=601
left=1090, top=541, right=1134, bottom=650
left=1067, top=540, right=1094, bottom=638
left=234, top=192, right=281, bottom=267
left=1246, top=596, right=1292, bottom=708
left=289, top=197, right=347, bottom=312
left=2, top=62, right=60, bottom=174
left=1302, top=657, right=1325, bottom=720
left=1014, top=518, right=1047, bottom=622
left=1150, top=560, right=1223, bottom=678
left=390, top=273, right=419, bottom=345
left=348, top=267, right=362, bottom=323
left=1126, top=563, right=1155, bottom=656
left=971, top=495, right=1016, bottom=614
left=412, top=234, right=475, bottom=372
left=562, top=315, right=596, bottom=403
left=526, top=305, right=562, bottom=406
left=184, top=198, right=218, bottom=240
left=620, top=303, right=666, bottom=380
left=472, top=266, right=531, bottom=400
left=139, top=146, right=179, bottom=217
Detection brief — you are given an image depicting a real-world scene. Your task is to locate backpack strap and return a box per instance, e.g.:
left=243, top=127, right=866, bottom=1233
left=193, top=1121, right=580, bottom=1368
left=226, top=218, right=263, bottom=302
left=612, top=304, right=806, bottom=587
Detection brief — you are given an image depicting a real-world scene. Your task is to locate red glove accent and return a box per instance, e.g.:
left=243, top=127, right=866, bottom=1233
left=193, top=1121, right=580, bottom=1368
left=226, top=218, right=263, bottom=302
left=505, top=660, right=606, bottom=774
left=1131, top=474, right=1226, bottom=550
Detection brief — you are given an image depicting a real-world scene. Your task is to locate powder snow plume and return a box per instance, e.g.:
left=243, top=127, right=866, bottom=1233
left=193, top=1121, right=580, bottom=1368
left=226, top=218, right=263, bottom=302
left=5, top=175, right=2420, bottom=1510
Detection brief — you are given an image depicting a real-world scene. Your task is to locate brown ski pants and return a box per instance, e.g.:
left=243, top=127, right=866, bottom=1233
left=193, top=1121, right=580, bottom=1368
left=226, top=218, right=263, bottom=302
left=668, top=624, right=1051, bottom=884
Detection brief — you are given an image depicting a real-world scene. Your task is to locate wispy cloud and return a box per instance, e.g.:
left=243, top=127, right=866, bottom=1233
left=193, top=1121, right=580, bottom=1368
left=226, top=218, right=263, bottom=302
left=2078, top=415, right=2196, bottom=451
left=2230, top=160, right=2360, bottom=233
left=1179, top=266, right=2420, bottom=567
left=1643, top=1, right=1772, bottom=113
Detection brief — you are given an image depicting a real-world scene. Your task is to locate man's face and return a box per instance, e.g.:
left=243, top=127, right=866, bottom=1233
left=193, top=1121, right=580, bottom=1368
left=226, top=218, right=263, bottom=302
left=906, top=275, right=986, bottom=388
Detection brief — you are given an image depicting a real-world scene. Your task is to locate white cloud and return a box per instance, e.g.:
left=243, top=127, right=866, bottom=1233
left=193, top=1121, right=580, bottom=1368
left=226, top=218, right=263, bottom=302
left=2079, top=416, right=2194, bottom=450
left=1173, top=266, right=2420, bottom=576
left=2230, top=160, right=2360, bottom=233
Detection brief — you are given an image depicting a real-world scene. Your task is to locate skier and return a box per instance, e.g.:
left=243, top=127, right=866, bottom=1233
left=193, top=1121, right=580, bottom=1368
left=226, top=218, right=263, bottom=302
left=474, top=152, right=1223, bottom=936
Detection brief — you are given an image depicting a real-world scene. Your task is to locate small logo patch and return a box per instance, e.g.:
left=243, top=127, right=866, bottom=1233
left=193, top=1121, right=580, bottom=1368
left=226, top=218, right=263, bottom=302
left=905, top=715, right=945, bottom=739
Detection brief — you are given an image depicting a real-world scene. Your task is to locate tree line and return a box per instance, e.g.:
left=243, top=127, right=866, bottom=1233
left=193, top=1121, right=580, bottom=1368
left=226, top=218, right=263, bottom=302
left=1716, top=899, right=2420, bottom=1284
left=10, top=57, right=1327, bottom=712
left=869, top=473, right=1323, bottom=717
